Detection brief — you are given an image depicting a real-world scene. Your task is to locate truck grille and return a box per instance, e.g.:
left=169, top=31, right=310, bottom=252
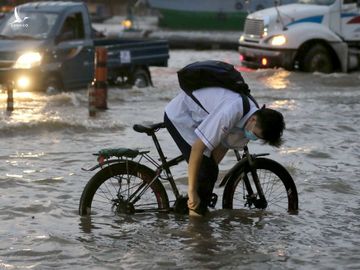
left=244, top=19, right=264, bottom=39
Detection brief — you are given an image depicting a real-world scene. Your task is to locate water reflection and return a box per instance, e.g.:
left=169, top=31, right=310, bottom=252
left=1, top=91, right=46, bottom=123
left=269, top=99, right=296, bottom=110
left=280, top=147, right=312, bottom=155
left=78, top=210, right=275, bottom=269
left=258, top=70, right=291, bottom=90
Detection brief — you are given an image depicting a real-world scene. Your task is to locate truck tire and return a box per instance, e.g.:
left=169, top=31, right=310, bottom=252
left=131, top=68, right=151, bottom=88
left=43, top=76, right=63, bottom=94
left=302, top=44, right=334, bottom=73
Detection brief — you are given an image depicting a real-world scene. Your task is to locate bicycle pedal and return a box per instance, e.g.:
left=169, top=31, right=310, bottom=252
left=208, top=193, right=218, bottom=208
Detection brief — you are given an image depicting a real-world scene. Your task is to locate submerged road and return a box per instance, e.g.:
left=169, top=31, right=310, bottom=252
left=0, top=49, right=359, bottom=269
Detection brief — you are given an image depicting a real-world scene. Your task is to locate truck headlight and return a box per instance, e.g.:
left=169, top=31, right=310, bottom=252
left=13, top=52, right=42, bottom=69
left=269, top=35, right=286, bottom=46
left=262, top=27, right=268, bottom=38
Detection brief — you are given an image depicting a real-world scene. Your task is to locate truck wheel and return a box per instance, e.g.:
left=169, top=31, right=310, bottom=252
left=302, top=44, right=334, bottom=73
left=131, top=68, right=151, bottom=88
left=43, top=76, right=63, bottom=94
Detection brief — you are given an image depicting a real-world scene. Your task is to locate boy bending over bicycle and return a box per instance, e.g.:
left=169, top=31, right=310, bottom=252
left=164, top=85, right=285, bottom=217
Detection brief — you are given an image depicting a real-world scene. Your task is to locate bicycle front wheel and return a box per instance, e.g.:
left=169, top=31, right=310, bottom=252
left=222, top=158, right=298, bottom=213
left=79, top=161, right=169, bottom=216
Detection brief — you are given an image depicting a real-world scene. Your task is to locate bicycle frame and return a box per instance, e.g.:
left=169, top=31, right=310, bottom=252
left=124, top=151, right=185, bottom=206
left=136, top=129, right=273, bottom=210
left=84, top=124, right=273, bottom=210
left=143, top=129, right=185, bottom=200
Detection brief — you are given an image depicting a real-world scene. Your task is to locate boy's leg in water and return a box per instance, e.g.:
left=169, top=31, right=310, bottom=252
left=196, top=156, right=219, bottom=214
left=164, top=113, right=218, bottom=215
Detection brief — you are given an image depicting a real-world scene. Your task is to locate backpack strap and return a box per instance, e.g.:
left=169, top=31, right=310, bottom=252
left=241, top=94, right=250, bottom=116
left=188, top=92, right=209, bottom=114
left=248, top=93, right=259, bottom=109
left=241, top=93, right=260, bottom=116
left=190, top=92, right=258, bottom=117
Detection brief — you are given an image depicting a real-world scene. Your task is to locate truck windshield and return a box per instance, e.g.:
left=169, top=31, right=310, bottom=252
left=298, top=0, right=336, bottom=5
left=0, top=11, right=58, bottom=39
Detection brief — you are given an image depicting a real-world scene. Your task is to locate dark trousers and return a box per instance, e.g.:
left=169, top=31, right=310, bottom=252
left=164, top=113, right=219, bottom=207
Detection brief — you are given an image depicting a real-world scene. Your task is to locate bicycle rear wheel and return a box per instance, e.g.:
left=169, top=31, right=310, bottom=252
left=79, top=161, right=169, bottom=216
left=222, top=158, right=298, bottom=213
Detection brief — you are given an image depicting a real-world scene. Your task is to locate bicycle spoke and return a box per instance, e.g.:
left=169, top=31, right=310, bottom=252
left=80, top=162, right=170, bottom=217
left=267, top=193, right=288, bottom=205
left=97, top=185, right=115, bottom=202
left=266, top=201, right=288, bottom=211
left=92, top=192, right=112, bottom=203
left=224, top=159, right=297, bottom=213
left=264, top=175, right=280, bottom=196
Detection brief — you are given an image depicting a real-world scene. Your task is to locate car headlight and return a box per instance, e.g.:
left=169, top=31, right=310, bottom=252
left=269, top=35, right=287, bottom=46
left=13, top=52, right=42, bottom=69
left=121, top=19, right=133, bottom=29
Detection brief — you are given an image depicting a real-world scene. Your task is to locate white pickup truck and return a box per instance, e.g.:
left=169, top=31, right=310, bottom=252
left=238, top=0, right=360, bottom=73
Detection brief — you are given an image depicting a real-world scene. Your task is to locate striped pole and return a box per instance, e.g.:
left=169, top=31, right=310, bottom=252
left=6, top=82, right=14, bottom=112
left=94, top=47, right=108, bottom=110
left=88, top=82, right=96, bottom=117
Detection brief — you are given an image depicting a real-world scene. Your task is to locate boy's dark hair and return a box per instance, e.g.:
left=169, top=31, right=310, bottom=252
left=254, top=107, right=285, bottom=147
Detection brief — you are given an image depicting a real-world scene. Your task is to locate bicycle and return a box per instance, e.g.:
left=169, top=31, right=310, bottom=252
left=79, top=122, right=298, bottom=217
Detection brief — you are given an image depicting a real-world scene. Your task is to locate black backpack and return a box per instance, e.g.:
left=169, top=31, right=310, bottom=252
left=177, top=60, right=259, bottom=114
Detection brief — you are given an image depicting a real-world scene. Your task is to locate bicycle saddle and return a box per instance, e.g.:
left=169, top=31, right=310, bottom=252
left=133, top=122, right=165, bottom=135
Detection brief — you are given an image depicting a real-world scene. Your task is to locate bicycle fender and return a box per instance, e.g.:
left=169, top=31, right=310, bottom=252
left=218, top=157, right=249, bottom=187
left=82, top=148, right=151, bottom=171
left=95, top=148, right=149, bottom=159
left=82, top=159, right=135, bottom=172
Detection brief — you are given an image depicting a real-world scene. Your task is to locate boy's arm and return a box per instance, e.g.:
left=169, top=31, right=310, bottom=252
left=188, top=138, right=206, bottom=210
left=212, top=144, right=228, bottom=164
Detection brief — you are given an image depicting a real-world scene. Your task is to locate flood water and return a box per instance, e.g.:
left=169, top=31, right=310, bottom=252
left=0, top=50, right=360, bottom=269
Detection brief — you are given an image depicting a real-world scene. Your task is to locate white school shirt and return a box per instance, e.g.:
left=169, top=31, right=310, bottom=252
left=165, top=87, right=259, bottom=157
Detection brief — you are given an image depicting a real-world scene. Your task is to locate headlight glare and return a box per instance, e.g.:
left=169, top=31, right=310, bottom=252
left=17, top=76, right=31, bottom=89
left=13, top=52, right=42, bottom=69
left=121, top=19, right=132, bottom=29
left=270, top=35, right=286, bottom=46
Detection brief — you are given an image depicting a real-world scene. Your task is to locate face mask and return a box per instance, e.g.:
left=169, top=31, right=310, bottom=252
left=244, top=129, right=258, bottom=141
